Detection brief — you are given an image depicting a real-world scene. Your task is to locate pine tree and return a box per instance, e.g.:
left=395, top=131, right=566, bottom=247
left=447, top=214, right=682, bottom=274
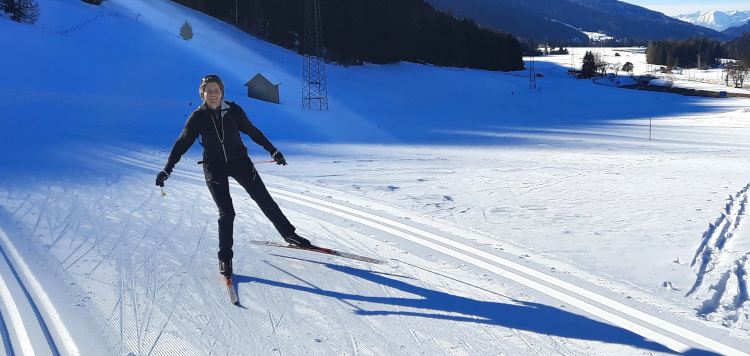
left=581, top=51, right=597, bottom=78
left=622, top=62, right=634, bottom=75
left=2, top=0, right=39, bottom=23
left=180, top=21, right=194, bottom=40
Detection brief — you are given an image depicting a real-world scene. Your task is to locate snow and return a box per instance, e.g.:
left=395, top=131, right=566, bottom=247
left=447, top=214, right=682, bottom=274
left=675, top=10, right=750, bottom=32
left=549, top=19, right=613, bottom=42
left=2, top=0, right=750, bottom=355
left=581, top=31, right=614, bottom=42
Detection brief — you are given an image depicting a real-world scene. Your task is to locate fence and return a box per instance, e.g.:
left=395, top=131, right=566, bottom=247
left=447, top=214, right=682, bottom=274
left=13, top=2, right=141, bottom=35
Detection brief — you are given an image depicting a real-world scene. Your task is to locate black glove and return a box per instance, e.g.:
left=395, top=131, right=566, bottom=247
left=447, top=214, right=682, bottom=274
left=156, top=170, right=169, bottom=187
left=271, top=150, right=287, bottom=166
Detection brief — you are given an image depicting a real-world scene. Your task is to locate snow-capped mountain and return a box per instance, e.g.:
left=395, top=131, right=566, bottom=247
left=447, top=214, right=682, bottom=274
left=675, top=10, right=750, bottom=32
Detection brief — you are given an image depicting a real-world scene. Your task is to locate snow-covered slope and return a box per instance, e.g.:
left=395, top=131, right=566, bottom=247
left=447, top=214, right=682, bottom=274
left=675, top=10, right=750, bottom=31
left=1, top=0, right=750, bottom=355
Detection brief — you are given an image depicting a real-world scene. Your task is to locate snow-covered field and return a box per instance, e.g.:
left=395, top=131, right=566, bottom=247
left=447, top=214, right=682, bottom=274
left=1, top=0, right=750, bottom=355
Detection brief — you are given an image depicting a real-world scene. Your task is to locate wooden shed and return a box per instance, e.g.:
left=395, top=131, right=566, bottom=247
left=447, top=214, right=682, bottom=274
left=244, top=73, right=280, bottom=104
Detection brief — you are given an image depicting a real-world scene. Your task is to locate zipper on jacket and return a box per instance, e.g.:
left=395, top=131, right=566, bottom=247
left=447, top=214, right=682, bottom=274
left=210, top=109, right=229, bottom=162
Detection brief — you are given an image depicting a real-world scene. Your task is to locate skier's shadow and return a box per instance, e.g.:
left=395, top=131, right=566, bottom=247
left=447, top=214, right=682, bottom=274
left=233, top=258, right=719, bottom=356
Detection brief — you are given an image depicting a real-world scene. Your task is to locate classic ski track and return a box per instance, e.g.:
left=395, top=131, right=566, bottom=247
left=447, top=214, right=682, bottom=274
left=0, top=291, right=15, bottom=356
left=97, top=150, right=750, bottom=354
left=267, top=186, right=749, bottom=356
left=0, top=224, right=75, bottom=356
left=0, top=249, right=32, bottom=356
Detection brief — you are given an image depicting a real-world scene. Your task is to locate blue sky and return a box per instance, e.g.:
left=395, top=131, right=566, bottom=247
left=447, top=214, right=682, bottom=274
left=625, top=0, right=749, bottom=16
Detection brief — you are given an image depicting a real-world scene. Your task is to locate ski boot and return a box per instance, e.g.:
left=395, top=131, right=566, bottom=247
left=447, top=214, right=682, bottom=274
left=283, top=233, right=313, bottom=248
left=219, top=260, right=233, bottom=277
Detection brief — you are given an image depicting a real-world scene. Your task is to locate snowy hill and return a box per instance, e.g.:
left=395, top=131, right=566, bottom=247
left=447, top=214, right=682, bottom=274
left=675, top=10, right=750, bottom=31
left=2, top=0, right=750, bottom=355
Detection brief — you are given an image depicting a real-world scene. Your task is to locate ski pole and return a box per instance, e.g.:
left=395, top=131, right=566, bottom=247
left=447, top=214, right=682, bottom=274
left=161, top=186, right=166, bottom=197
left=197, top=160, right=276, bottom=164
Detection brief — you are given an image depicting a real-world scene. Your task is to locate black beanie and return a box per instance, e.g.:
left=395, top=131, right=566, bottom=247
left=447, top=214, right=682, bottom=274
left=200, top=74, right=225, bottom=99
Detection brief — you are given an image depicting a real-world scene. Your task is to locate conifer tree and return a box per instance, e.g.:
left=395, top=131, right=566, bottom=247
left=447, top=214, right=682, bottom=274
left=1, top=0, right=39, bottom=23
left=581, top=51, right=597, bottom=78
left=622, top=62, right=634, bottom=75
left=180, top=21, right=194, bottom=40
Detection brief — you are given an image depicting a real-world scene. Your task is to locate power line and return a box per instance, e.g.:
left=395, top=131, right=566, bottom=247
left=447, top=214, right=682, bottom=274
left=302, top=0, right=329, bottom=110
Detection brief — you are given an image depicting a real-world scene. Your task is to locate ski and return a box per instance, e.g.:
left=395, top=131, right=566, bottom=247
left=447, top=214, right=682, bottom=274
left=221, top=275, right=239, bottom=305
left=251, top=241, right=387, bottom=265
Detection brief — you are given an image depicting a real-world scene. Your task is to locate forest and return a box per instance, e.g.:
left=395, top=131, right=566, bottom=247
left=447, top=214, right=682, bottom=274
left=647, top=33, right=750, bottom=69
left=168, top=0, right=525, bottom=71
left=726, top=31, right=750, bottom=65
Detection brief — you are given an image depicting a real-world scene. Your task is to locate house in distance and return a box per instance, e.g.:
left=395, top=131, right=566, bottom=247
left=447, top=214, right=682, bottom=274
left=244, top=73, right=280, bottom=104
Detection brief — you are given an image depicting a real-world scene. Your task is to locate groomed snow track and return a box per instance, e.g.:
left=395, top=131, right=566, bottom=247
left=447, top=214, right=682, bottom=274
left=267, top=187, right=749, bottom=356
left=106, top=151, right=749, bottom=356
left=0, top=226, right=79, bottom=356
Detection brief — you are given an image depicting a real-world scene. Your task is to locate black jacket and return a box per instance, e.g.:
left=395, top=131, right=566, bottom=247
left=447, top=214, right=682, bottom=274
left=164, top=100, right=276, bottom=173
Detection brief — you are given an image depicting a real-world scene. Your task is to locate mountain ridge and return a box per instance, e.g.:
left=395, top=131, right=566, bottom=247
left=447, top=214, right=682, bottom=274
left=722, top=21, right=750, bottom=38
left=426, top=0, right=729, bottom=43
left=675, top=10, right=750, bottom=32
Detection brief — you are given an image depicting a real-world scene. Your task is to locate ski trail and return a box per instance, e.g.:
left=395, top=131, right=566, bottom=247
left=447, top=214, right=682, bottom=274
left=0, top=307, right=13, bottom=356
left=388, top=262, right=431, bottom=349
left=687, top=183, right=750, bottom=324
left=124, top=232, right=143, bottom=356
left=117, top=241, right=126, bottom=354
left=281, top=222, right=382, bottom=352
left=91, top=149, right=750, bottom=354
left=2, top=172, right=217, bottom=355
left=267, top=185, right=748, bottom=356
left=432, top=269, right=485, bottom=355
left=141, top=197, right=214, bottom=356
left=258, top=264, right=285, bottom=356
left=0, top=222, right=78, bottom=356
left=0, top=259, right=31, bottom=355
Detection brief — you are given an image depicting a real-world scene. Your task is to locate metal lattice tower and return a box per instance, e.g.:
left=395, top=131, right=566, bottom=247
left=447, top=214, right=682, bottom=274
left=529, top=55, right=537, bottom=89
left=302, top=0, right=328, bottom=110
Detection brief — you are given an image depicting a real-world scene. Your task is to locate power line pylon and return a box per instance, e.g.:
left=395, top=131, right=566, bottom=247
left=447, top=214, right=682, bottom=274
left=302, top=0, right=328, bottom=110
left=529, top=55, right=537, bottom=89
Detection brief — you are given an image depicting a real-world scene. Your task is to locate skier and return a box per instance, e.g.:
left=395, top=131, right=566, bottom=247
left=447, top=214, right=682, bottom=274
left=155, top=74, right=312, bottom=278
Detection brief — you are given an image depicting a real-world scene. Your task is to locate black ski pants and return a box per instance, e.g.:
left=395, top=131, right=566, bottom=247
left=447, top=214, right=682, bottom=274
left=203, top=155, right=295, bottom=263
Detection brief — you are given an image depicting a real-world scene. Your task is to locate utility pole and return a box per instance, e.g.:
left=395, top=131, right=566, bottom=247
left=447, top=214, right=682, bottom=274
left=302, top=0, right=328, bottom=110
left=696, top=52, right=702, bottom=70
left=529, top=55, right=537, bottom=89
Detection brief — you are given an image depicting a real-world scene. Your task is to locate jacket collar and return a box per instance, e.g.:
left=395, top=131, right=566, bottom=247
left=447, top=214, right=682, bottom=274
left=199, top=100, right=231, bottom=118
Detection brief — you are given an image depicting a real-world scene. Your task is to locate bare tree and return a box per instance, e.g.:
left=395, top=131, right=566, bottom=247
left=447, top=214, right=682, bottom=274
left=608, top=61, right=621, bottom=80
left=727, top=63, right=747, bottom=88
left=594, top=52, right=608, bottom=76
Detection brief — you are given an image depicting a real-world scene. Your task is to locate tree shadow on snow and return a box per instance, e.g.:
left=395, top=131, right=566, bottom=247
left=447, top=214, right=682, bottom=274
left=234, top=259, right=718, bottom=355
